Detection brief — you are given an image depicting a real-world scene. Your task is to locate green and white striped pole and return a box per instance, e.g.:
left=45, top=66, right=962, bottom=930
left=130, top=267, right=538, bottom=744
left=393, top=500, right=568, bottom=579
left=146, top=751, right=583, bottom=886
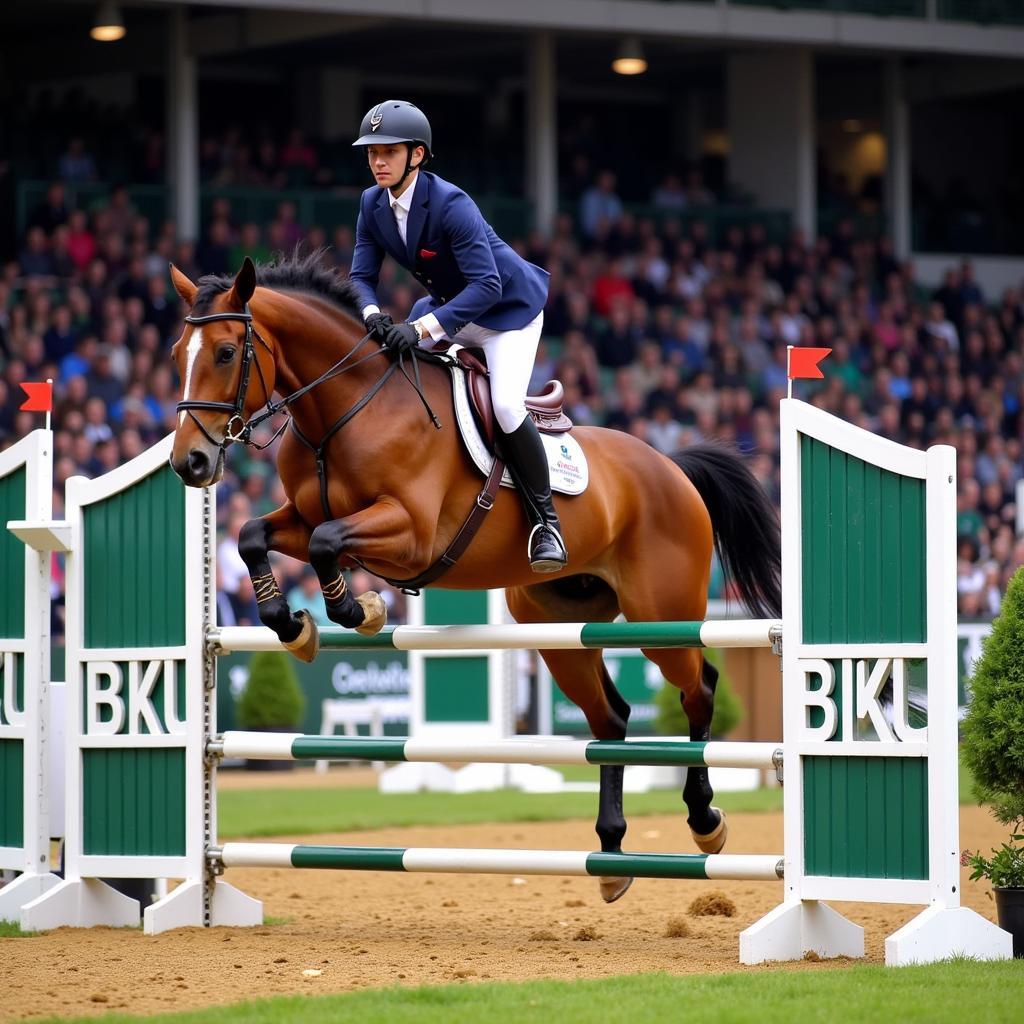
left=213, top=844, right=783, bottom=880
left=211, top=619, right=782, bottom=654
left=214, top=733, right=781, bottom=769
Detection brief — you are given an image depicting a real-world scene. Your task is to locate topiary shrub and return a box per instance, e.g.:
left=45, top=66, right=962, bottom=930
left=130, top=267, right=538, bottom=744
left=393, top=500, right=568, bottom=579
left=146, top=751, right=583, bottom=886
left=653, top=648, right=743, bottom=739
left=962, top=565, right=1024, bottom=827
left=236, top=650, right=306, bottom=731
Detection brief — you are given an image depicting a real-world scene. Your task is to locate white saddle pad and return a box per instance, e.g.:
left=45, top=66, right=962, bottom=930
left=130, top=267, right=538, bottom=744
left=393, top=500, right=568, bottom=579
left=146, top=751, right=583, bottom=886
left=447, top=357, right=589, bottom=496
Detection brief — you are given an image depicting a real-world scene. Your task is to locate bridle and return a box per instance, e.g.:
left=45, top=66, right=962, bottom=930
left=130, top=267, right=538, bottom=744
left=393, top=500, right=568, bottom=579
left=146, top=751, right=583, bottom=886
left=176, top=306, right=276, bottom=449
left=175, top=302, right=445, bottom=462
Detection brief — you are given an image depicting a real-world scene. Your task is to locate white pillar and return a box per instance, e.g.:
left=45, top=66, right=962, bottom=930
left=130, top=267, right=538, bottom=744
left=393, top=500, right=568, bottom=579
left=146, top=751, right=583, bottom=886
left=167, top=4, right=199, bottom=242
left=526, top=32, right=557, bottom=236
left=685, top=90, right=705, bottom=165
left=296, top=68, right=360, bottom=142
left=884, top=58, right=912, bottom=260
left=322, top=69, right=361, bottom=142
left=727, top=49, right=815, bottom=238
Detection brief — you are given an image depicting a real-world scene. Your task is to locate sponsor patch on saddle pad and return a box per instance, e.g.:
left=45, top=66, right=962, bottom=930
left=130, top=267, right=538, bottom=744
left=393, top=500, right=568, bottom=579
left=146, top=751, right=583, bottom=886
left=448, top=360, right=589, bottom=496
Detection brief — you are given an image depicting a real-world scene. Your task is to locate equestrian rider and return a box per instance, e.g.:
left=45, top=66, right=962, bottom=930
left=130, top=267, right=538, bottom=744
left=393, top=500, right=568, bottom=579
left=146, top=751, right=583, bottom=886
left=349, top=99, right=567, bottom=573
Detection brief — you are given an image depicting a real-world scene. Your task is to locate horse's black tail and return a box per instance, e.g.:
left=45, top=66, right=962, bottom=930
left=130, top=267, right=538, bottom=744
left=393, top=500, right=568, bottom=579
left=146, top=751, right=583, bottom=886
left=672, top=441, right=782, bottom=619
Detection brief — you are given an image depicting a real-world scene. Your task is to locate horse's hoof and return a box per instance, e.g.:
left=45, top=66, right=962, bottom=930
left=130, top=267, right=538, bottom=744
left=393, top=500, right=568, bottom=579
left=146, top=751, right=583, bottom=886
left=283, top=610, right=320, bottom=663
left=599, top=876, right=634, bottom=903
left=354, top=592, right=388, bottom=636
left=691, top=807, right=728, bottom=854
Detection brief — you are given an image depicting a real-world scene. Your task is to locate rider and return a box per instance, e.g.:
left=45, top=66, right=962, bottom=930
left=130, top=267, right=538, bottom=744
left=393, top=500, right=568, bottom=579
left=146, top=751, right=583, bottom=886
left=349, top=99, right=567, bottom=573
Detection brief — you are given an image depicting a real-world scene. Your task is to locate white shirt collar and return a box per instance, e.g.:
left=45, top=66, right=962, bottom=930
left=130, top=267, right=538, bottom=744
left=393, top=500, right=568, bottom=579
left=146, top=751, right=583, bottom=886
left=389, top=171, right=419, bottom=214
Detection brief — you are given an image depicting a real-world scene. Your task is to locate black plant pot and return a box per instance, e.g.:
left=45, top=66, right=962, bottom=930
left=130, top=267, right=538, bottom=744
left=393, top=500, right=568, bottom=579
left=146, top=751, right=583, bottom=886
left=994, top=887, right=1024, bottom=958
left=243, top=726, right=298, bottom=772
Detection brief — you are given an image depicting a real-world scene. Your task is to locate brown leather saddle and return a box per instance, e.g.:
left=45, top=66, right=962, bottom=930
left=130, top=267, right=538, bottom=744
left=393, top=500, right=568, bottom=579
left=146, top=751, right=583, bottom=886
left=446, top=347, right=572, bottom=447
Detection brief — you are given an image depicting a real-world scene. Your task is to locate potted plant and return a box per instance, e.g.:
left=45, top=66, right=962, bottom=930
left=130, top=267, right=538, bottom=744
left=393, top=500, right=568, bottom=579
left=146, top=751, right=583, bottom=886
left=236, top=650, right=306, bottom=771
left=961, top=564, right=1024, bottom=956
left=962, top=836, right=1024, bottom=957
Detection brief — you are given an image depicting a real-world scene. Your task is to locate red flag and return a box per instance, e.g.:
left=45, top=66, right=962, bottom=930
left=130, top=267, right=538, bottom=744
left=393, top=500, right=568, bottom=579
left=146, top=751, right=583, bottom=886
left=788, top=347, right=832, bottom=380
left=19, top=381, right=53, bottom=413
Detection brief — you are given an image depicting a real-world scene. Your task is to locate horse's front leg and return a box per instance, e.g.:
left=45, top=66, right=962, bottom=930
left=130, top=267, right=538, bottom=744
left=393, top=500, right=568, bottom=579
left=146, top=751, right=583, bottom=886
left=308, top=500, right=418, bottom=637
left=237, top=502, right=319, bottom=662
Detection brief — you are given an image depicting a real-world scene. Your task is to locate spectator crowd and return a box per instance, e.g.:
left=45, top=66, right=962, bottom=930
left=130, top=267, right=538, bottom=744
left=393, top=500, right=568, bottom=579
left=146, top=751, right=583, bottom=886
left=3, top=166, right=1023, bottom=635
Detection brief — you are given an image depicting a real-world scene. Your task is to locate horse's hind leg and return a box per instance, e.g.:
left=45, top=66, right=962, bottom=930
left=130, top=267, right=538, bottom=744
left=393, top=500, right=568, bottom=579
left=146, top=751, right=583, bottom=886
left=615, top=566, right=727, bottom=852
left=506, top=583, right=634, bottom=903
left=684, top=657, right=727, bottom=850
left=640, top=645, right=726, bottom=851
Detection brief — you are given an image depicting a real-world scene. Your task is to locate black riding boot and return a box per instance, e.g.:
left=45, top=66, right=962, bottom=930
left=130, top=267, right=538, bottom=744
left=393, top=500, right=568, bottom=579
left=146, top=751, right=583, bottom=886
left=499, top=417, right=568, bottom=573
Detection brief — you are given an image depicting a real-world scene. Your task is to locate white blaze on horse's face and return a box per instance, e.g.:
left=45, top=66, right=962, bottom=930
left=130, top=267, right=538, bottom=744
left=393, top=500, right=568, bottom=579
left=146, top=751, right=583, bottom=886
left=178, top=326, right=204, bottom=427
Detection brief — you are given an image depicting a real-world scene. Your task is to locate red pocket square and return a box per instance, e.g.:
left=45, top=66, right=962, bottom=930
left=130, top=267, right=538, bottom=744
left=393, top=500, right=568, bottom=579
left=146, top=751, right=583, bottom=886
left=419, top=248, right=437, bottom=259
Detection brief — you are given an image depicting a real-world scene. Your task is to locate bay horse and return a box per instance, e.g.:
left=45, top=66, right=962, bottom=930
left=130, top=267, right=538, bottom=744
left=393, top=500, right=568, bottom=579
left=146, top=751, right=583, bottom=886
left=168, top=254, right=781, bottom=903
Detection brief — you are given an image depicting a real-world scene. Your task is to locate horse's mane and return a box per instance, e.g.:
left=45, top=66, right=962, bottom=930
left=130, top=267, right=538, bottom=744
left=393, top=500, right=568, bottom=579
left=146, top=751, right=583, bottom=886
left=193, top=249, right=363, bottom=322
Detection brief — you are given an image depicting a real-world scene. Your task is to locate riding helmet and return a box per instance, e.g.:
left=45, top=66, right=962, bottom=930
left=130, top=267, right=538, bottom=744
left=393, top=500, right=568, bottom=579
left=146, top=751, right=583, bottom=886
left=352, top=100, right=433, bottom=157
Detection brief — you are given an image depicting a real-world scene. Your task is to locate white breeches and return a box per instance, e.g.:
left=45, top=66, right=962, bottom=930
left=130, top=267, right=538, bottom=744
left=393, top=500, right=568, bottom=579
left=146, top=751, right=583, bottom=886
left=421, top=311, right=543, bottom=434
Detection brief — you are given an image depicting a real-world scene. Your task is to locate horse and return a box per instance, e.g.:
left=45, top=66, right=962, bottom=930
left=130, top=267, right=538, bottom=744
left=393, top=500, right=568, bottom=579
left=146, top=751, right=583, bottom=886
left=168, top=253, right=781, bottom=903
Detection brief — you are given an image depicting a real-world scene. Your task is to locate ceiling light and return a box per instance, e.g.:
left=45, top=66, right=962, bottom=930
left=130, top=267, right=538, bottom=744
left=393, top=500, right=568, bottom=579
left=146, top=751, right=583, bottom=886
left=612, top=37, right=647, bottom=76
left=91, top=2, right=126, bottom=42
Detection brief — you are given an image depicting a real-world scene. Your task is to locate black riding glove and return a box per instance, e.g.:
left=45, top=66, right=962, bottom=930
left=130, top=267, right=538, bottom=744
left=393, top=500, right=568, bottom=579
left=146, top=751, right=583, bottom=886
left=364, top=311, right=394, bottom=343
left=383, top=322, right=421, bottom=354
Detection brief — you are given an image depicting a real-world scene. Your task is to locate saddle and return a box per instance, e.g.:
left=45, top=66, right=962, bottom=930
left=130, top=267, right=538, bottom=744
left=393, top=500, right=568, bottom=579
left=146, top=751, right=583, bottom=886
left=446, top=347, right=572, bottom=447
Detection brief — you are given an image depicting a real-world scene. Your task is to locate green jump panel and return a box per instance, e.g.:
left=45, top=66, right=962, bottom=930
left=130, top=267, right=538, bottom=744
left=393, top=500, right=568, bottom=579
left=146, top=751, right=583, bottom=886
left=83, top=748, right=186, bottom=857
left=800, top=436, right=926, bottom=645
left=803, top=755, right=928, bottom=880
left=424, top=656, right=489, bottom=723
left=83, top=463, right=187, bottom=649
left=0, top=738, right=25, bottom=848
left=0, top=465, right=27, bottom=638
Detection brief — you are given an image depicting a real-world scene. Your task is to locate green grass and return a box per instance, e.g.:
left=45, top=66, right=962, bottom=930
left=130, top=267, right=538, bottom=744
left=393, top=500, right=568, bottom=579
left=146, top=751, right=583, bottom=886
left=217, top=783, right=783, bottom=838
left=35, top=961, right=1024, bottom=1024
left=0, top=920, right=36, bottom=938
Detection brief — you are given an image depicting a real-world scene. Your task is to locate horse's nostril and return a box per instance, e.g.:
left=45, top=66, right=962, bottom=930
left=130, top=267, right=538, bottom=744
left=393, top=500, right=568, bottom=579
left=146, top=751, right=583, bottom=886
left=187, top=449, right=210, bottom=479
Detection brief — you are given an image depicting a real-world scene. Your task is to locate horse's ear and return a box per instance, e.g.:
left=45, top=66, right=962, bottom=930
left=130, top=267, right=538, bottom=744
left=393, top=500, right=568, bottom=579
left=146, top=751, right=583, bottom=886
left=169, top=263, right=197, bottom=305
left=227, top=257, right=257, bottom=308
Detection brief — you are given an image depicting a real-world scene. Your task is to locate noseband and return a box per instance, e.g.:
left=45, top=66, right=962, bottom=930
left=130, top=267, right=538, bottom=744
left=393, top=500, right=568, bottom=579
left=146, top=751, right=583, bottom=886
left=176, top=305, right=275, bottom=449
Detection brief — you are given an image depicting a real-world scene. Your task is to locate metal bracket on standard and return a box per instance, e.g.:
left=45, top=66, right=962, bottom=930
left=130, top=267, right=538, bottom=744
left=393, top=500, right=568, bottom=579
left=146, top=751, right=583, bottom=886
left=205, top=847, right=226, bottom=877
left=769, top=625, right=783, bottom=657
left=772, top=748, right=784, bottom=784
left=204, top=739, right=225, bottom=766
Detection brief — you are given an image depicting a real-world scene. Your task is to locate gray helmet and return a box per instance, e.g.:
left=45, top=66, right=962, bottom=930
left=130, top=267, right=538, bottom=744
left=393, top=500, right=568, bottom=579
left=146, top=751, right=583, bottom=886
left=353, top=100, right=432, bottom=157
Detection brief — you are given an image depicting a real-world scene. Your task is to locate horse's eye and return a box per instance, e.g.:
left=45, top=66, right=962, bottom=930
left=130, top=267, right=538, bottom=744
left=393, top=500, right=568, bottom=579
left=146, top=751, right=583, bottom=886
left=216, top=347, right=236, bottom=365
